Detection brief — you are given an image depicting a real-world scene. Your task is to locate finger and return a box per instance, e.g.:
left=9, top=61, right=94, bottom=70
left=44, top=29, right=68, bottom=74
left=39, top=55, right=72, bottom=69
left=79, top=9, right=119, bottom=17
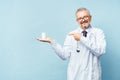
left=69, top=33, right=75, bottom=36
left=36, top=38, right=45, bottom=41
left=36, top=38, right=40, bottom=41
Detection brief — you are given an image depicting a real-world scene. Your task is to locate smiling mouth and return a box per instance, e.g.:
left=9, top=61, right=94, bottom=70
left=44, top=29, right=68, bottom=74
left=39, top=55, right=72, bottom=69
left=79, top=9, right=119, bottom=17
left=80, top=20, right=88, bottom=24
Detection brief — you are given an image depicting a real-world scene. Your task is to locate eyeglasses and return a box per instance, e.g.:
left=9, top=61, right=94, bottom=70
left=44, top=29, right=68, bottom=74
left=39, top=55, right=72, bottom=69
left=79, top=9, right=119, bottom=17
left=76, top=16, right=90, bottom=21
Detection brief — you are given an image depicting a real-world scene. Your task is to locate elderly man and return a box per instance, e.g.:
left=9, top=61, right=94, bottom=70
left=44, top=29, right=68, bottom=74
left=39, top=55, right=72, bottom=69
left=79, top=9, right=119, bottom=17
left=37, top=8, right=106, bottom=80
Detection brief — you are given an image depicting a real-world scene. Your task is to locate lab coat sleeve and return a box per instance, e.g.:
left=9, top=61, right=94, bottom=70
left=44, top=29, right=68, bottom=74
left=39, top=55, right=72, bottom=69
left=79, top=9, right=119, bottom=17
left=50, top=35, right=72, bottom=60
left=80, top=29, right=106, bottom=57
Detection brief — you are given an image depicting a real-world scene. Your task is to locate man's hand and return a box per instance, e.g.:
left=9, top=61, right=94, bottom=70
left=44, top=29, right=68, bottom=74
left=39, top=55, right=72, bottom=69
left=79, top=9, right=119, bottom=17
left=69, top=32, right=82, bottom=41
left=36, top=38, right=53, bottom=43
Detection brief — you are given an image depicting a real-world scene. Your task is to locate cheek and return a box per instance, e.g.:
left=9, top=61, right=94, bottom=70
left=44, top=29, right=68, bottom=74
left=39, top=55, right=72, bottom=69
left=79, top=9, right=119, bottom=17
left=88, top=20, right=90, bottom=24
left=77, top=20, right=80, bottom=24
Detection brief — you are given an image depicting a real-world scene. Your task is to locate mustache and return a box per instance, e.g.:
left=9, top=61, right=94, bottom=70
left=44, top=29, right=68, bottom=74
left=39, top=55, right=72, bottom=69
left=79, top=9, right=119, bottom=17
left=80, top=20, right=88, bottom=24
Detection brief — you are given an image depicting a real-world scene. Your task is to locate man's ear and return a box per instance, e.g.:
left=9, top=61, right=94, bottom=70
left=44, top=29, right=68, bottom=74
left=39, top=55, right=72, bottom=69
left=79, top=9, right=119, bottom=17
left=89, top=15, right=92, bottom=21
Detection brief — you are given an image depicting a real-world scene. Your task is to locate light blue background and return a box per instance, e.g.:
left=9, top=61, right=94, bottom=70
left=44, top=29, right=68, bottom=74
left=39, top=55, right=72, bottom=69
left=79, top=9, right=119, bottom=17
left=0, top=0, right=120, bottom=80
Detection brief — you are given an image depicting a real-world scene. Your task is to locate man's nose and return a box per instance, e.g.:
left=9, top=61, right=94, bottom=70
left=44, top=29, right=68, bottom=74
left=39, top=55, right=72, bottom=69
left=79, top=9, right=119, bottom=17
left=80, top=19, right=85, bottom=24
left=82, top=19, right=85, bottom=22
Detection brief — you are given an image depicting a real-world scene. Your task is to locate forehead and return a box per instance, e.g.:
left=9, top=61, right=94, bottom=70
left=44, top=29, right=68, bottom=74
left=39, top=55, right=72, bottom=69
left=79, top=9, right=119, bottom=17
left=76, top=10, right=90, bottom=17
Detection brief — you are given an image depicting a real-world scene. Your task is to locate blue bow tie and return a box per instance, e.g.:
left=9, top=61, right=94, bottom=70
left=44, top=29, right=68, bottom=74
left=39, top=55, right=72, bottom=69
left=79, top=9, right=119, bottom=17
left=82, top=31, right=87, bottom=37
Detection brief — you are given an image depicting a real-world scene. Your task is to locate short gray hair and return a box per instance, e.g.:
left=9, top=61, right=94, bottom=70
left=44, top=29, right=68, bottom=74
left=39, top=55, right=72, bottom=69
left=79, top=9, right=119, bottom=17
left=76, top=8, right=91, bottom=15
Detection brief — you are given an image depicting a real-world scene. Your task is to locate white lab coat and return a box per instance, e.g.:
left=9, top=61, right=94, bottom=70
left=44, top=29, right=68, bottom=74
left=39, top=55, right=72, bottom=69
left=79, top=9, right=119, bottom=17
left=51, top=27, right=106, bottom=80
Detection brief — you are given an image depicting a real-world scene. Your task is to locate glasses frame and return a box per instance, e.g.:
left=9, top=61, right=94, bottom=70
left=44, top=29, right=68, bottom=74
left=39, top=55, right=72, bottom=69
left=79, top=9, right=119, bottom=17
left=76, top=15, right=91, bottom=21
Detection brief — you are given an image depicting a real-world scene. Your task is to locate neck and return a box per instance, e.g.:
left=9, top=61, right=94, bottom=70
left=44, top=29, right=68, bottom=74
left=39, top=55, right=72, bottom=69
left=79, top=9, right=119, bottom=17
left=81, top=26, right=87, bottom=30
left=81, top=24, right=91, bottom=30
